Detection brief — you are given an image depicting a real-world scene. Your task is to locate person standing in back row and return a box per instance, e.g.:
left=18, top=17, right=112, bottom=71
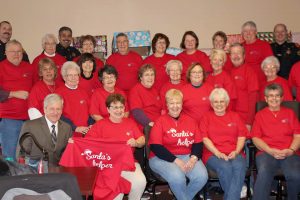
left=106, top=33, right=143, bottom=94
left=56, top=26, right=81, bottom=61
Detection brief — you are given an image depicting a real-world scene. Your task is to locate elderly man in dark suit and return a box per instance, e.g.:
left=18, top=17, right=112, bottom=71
left=19, top=93, right=72, bottom=168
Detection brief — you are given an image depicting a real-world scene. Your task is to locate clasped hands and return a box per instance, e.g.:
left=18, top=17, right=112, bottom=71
left=174, top=157, right=197, bottom=172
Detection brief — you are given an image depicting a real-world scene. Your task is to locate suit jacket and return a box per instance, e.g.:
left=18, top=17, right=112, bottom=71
left=19, top=116, right=72, bottom=166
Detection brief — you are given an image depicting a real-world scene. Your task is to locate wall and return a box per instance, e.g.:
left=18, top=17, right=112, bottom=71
left=1, top=0, right=299, bottom=61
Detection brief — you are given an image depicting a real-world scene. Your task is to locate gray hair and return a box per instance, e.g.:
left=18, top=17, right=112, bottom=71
left=264, top=83, right=283, bottom=97
left=261, top=56, right=280, bottom=72
left=43, top=93, right=63, bottom=109
left=209, top=88, right=230, bottom=104
left=41, top=34, right=58, bottom=49
left=5, top=39, right=22, bottom=50
left=242, top=21, right=257, bottom=31
left=116, top=32, right=128, bottom=40
left=61, top=61, right=81, bottom=78
left=166, top=60, right=183, bottom=74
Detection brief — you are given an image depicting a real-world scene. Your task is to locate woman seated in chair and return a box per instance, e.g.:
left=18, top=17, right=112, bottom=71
left=148, top=89, right=208, bottom=200
left=86, top=93, right=146, bottom=200
left=200, top=88, right=248, bottom=200
left=251, top=83, right=300, bottom=200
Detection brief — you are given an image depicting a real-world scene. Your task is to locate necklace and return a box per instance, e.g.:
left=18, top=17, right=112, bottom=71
left=270, top=110, right=280, bottom=118
left=47, top=83, right=56, bottom=93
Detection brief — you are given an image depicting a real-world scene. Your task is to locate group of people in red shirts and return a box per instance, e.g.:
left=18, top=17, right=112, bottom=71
left=1, top=19, right=300, bottom=200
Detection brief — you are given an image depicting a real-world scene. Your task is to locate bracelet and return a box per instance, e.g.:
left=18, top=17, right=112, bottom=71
left=289, top=148, right=296, bottom=153
left=190, top=155, right=198, bottom=161
left=135, top=140, right=139, bottom=148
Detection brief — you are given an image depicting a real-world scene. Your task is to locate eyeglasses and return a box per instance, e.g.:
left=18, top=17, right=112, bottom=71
left=169, top=69, right=181, bottom=73
left=156, top=41, right=166, bottom=45
left=212, top=100, right=226, bottom=104
left=263, top=66, right=277, bottom=71
left=6, top=51, right=22, bottom=55
left=117, top=40, right=129, bottom=44
left=266, top=94, right=282, bottom=99
left=102, top=75, right=116, bottom=80
left=191, top=71, right=203, bottom=75
left=82, top=42, right=94, bottom=46
left=109, top=105, right=125, bottom=110
left=66, top=74, right=79, bottom=78
left=45, top=42, right=56, bottom=46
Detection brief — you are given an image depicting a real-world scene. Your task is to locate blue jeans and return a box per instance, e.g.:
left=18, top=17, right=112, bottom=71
left=253, top=153, right=300, bottom=200
left=206, top=155, right=246, bottom=200
left=0, top=118, right=24, bottom=160
left=149, top=154, right=208, bottom=200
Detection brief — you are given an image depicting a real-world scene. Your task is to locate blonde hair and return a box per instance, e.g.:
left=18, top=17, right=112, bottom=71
left=165, top=89, right=183, bottom=103
left=210, top=48, right=227, bottom=63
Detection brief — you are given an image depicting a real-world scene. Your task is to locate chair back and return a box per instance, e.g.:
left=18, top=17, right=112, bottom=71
left=19, top=132, right=49, bottom=161
left=256, top=101, right=300, bottom=120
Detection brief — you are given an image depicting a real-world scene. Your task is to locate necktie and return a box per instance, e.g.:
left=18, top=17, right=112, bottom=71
left=51, top=124, right=57, bottom=145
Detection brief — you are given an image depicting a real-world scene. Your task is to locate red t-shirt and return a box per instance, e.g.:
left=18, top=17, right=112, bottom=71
left=86, top=118, right=143, bottom=144
left=251, top=107, right=300, bottom=154
left=200, top=111, right=248, bottom=163
left=223, top=54, right=233, bottom=73
left=32, top=53, right=66, bottom=85
left=230, top=63, right=259, bottom=124
left=129, top=83, right=162, bottom=123
left=56, top=85, right=90, bottom=126
left=289, top=61, right=300, bottom=101
left=149, top=114, right=202, bottom=158
left=89, top=87, right=128, bottom=118
left=28, top=80, right=56, bottom=114
left=176, top=50, right=212, bottom=79
left=106, top=51, right=142, bottom=93
left=79, top=75, right=101, bottom=96
left=243, top=39, right=273, bottom=84
left=142, top=53, right=175, bottom=90
left=181, top=83, right=213, bottom=122
left=160, top=81, right=186, bottom=112
left=259, top=76, right=293, bottom=101
left=206, top=70, right=237, bottom=100
left=0, top=60, right=33, bottom=119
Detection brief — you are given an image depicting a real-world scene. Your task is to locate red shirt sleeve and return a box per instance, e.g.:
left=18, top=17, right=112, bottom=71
left=251, top=112, right=263, bottom=138
left=199, top=114, right=209, bottom=138
left=128, top=85, right=143, bottom=110
left=148, top=118, right=163, bottom=145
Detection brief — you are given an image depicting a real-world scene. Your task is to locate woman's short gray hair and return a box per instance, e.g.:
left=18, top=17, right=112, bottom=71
left=166, top=60, right=183, bottom=74
left=41, top=34, right=58, bottom=49
left=261, top=56, right=280, bottom=72
left=264, top=83, right=283, bottom=97
left=61, top=61, right=81, bottom=78
left=44, top=93, right=63, bottom=109
left=209, top=88, right=230, bottom=104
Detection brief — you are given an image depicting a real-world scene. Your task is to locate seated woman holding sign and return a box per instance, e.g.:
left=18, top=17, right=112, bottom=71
left=86, top=93, right=146, bottom=200
left=148, top=89, right=208, bottom=200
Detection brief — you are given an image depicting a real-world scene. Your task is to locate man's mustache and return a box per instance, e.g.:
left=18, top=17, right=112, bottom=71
left=3, top=32, right=11, bottom=35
